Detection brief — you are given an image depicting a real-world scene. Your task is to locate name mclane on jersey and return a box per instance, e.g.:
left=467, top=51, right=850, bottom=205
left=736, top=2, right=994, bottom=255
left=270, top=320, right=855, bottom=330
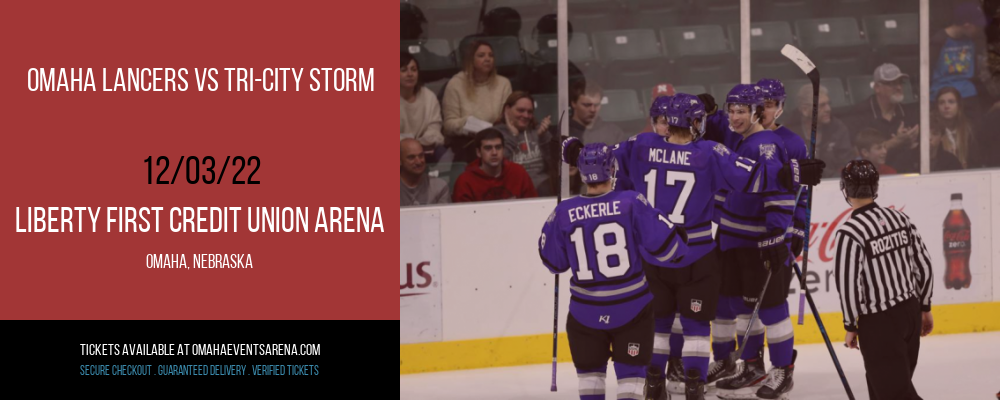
left=568, top=201, right=622, bottom=223
left=648, top=149, right=692, bottom=166
left=869, top=229, right=910, bottom=256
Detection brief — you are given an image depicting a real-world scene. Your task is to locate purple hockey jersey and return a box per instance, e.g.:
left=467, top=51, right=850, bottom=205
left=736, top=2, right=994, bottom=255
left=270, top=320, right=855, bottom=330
left=704, top=112, right=745, bottom=229
left=612, top=132, right=789, bottom=268
left=773, top=125, right=809, bottom=242
left=538, top=190, right=687, bottom=330
left=719, top=129, right=796, bottom=250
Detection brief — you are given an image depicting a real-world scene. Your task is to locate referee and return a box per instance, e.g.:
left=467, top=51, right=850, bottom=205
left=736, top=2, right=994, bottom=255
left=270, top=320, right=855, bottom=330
left=833, top=160, right=934, bottom=400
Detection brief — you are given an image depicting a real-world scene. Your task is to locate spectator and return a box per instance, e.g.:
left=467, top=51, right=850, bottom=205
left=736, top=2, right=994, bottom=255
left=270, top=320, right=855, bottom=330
left=525, top=14, right=586, bottom=94
left=641, top=83, right=675, bottom=134
left=930, top=124, right=964, bottom=172
left=443, top=40, right=513, bottom=162
left=456, top=7, right=524, bottom=45
left=400, top=3, right=426, bottom=42
left=400, top=3, right=452, bottom=83
left=785, top=84, right=854, bottom=178
left=930, top=1, right=989, bottom=118
left=453, top=128, right=538, bottom=202
left=854, top=128, right=898, bottom=176
left=494, top=91, right=555, bottom=196
left=567, top=80, right=628, bottom=195
left=568, top=80, right=629, bottom=145
left=401, top=52, right=445, bottom=153
left=529, top=14, right=567, bottom=63
left=456, top=7, right=530, bottom=90
left=400, top=139, right=451, bottom=206
left=931, top=86, right=979, bottom=169
left=845, top=64, right=920, bottom=173
left=484, top=7, right=522, bottom=37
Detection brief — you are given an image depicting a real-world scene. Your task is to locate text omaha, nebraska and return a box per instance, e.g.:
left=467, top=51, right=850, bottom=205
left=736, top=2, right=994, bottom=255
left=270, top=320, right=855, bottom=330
left=147, top=253, right=252, bottom=269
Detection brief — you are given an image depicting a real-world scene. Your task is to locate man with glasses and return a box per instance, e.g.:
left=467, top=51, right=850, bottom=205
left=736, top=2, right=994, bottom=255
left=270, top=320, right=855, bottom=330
left=845, top=63, right=921, bottom=173
left=452, top=128, right=538, bottom=202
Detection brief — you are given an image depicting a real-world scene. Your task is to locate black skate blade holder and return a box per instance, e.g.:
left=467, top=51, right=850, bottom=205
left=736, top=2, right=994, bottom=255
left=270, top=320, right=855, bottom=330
left=729, top=260, right=774, bottom=366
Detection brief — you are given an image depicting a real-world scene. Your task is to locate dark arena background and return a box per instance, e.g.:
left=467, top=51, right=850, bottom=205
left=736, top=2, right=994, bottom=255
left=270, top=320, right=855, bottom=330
left=399, top=1, right=1000, bottom=399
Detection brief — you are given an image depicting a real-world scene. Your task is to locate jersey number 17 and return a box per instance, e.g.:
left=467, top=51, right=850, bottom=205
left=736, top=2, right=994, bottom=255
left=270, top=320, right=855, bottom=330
left=643, top=170, right=695, bottom=224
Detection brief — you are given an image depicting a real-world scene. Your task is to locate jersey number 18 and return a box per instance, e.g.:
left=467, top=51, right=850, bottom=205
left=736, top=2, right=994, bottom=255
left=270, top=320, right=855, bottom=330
left=569, top=223, right=629, bottom=281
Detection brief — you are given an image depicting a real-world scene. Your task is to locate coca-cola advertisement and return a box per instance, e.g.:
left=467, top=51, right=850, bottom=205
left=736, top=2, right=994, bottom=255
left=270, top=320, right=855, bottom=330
left=786, top=173, right=992, bottom=316
left=400, top=211, right=443, bottom=344
left=943, top=193, right=972, bottom=290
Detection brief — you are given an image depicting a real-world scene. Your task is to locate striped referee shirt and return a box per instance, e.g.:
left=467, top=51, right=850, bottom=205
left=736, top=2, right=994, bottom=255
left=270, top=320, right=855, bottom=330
left=834, top=202, right=934, bottom=332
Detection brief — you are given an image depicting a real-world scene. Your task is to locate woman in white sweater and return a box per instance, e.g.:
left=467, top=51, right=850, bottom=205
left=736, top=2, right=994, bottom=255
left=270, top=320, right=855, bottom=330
left=442, top=40, right=512, bottom=161
left=400, top=52, right=445, bottom=150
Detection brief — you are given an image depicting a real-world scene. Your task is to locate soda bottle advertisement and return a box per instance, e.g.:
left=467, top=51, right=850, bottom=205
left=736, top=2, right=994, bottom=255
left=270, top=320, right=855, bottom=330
left=943, top=193, right=972, bottom=289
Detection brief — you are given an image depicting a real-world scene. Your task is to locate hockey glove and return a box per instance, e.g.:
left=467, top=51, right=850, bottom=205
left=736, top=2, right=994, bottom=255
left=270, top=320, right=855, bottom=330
left=799, top=158, right=826, bottom=185
left=697, top=93, right=718, bottom=115
left=759, top=232, right=789, bottom=270
left=561, top=136, right=583, bottom=166
left=760, top=245, right=789, bottom=270
left=779, top=158, right=826, bottom=189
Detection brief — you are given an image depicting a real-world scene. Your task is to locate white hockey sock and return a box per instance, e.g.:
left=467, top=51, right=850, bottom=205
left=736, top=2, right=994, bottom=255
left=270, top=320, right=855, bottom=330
left=577, top=371, right=606, bottom=397
left=617, top=377, right=645, bottom=400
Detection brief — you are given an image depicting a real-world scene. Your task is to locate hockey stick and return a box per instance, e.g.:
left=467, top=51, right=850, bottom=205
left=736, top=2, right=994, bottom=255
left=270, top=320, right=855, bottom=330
left=790, top=262, right=856, bottom=400
left=551, top=108, right=568, bottom=392
left=729, top=183, right=806, bottom=365
left=551, top=271, right=559, bottom=392
left=779, top=45, right=856, bottom=400
left=780, top=44, right=819, bottom=326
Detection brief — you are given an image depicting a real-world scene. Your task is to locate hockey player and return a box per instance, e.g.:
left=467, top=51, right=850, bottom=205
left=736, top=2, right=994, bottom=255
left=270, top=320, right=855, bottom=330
left=706, top=79, right=813, bottom=398
left=696, top=86, right=810, bottom=395
left=564, top=94, right=825, bottom=400
left=641, top=83, right=676, bottom=134
left=538, top=143, right=690, bottom=400
left=691, top=92, right=748, bottom=392
left=646, top=94, right=689, bottom=397
left=650, top=94, right=673, bottom=137
left=714, top=84, right=798, bottom=400
left=708, top=79, right=811, bottom=399
left=757, top=78, right=809, bottom=260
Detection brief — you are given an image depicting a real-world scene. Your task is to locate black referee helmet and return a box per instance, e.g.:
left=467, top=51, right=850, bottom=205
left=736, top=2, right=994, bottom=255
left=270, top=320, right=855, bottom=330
left=840, top=159, right=880, bottom=205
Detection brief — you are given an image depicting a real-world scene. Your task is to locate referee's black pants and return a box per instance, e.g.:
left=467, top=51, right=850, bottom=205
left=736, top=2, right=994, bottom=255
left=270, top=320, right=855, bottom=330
left=858, top=296, right=922, bottom=400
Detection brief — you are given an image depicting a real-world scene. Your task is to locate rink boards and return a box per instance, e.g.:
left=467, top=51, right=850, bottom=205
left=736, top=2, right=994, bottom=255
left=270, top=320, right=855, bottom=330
left=400, top=169, right=1000, bottom=374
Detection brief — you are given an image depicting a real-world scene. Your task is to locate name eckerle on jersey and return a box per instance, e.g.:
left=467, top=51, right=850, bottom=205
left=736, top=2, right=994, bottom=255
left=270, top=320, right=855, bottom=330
left=568, top=201, right=622, bottom=223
